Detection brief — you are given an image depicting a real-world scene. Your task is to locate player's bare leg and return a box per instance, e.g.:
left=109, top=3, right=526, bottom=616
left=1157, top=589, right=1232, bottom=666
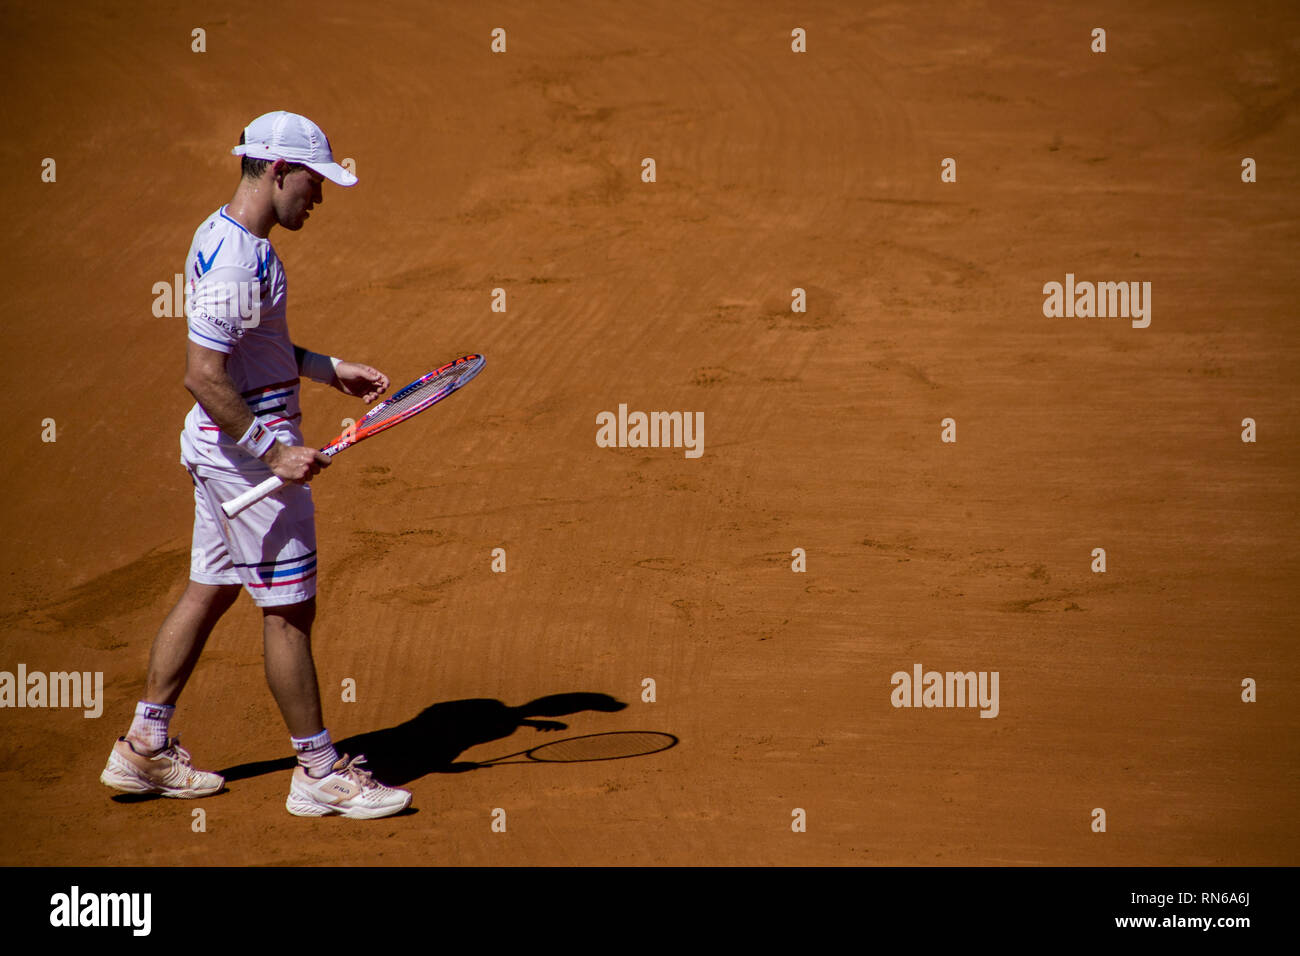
left=265, top=597, right=413, bottom=818
left=262, top=597, right=325, bottom=738
left=139, top=581, right=241, bottom=711
left=100, top=581, right=236, bottom=797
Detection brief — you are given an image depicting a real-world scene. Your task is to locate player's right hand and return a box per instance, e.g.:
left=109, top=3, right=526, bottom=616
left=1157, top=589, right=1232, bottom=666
left=263, top=442, right=331, bottom=483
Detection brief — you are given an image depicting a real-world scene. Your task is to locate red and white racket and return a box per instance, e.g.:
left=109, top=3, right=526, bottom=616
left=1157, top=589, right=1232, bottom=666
left=221, top=353, right=485, bottom=518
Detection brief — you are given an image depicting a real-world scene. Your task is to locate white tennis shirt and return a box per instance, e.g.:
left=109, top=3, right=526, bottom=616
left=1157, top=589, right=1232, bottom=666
left=179, top=206, right=302, bottom=475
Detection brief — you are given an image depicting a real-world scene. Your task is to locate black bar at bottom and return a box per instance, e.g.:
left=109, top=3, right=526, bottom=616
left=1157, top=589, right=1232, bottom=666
left=2, top=866, right=1281, bottom=942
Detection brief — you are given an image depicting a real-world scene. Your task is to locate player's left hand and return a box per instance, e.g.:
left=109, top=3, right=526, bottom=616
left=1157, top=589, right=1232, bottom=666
left=334, top=362, right=390, bottom=404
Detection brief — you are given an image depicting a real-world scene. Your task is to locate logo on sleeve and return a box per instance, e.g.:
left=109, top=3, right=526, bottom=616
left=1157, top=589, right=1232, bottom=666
left=196, top=238, right=225, bottom=276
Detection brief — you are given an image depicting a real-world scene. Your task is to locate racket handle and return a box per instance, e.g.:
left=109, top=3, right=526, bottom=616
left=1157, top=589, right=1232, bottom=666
left=221, top=474, right=285, bottom=518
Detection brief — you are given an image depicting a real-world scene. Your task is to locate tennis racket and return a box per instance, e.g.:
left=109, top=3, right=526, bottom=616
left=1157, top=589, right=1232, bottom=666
left=221, top=353, right=485, bottom=518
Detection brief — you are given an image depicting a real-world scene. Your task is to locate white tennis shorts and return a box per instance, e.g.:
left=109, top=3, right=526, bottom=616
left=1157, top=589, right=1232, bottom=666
left=186, top=465, right=318, bottom=607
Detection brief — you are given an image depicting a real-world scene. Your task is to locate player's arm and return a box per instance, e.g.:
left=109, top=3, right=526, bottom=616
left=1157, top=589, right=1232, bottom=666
left=185, top=340, right=328, bottom=482
left=293, top=342, right=390, bottom=405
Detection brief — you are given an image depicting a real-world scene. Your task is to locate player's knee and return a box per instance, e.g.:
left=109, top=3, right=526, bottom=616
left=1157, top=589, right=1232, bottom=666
left=262, top=597, right=316, bottom=633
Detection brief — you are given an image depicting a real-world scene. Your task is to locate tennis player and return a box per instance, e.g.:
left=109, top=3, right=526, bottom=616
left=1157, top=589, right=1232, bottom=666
left=100, top=111, right=412, bottom=819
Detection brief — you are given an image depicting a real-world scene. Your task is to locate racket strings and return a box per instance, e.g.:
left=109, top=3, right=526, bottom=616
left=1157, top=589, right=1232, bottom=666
left=361, top=358, right=482, bottom=430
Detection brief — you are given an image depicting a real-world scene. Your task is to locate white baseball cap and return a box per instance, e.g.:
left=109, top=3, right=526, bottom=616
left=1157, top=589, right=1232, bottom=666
left=231, top=111, right=357, bottom=186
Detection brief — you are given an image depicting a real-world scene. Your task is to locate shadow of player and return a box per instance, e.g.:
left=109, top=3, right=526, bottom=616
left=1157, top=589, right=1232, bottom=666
left=218, top=691, right=627, bottom=785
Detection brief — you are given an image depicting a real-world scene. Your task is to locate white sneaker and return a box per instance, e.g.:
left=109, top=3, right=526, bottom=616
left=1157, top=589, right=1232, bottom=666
left=100, top=737, right=224, bottom=798
left=286, top=754, right=412, bottom=819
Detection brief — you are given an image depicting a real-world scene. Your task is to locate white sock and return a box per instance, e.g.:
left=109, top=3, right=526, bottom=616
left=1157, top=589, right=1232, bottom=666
left=127, top=701, right=174, bottom=753
left=291, top=729, right=340, bottom=778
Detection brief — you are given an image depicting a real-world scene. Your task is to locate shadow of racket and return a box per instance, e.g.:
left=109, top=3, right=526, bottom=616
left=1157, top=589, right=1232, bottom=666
left=464, top=731, right=679, bottom=768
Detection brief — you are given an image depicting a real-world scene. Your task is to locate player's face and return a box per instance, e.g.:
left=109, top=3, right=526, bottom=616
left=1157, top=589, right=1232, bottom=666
left=274, top=166, right=325, bottom=231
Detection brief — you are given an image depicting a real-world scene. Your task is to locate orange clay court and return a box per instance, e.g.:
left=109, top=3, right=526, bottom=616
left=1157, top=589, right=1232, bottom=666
left=0, top=0, right=1297, bottom=865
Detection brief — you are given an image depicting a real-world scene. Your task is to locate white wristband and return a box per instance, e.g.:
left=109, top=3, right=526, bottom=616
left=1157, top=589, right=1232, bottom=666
left=236, top=417, right=277, bottom=458
left=300, top=349, right=340, bottom=384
